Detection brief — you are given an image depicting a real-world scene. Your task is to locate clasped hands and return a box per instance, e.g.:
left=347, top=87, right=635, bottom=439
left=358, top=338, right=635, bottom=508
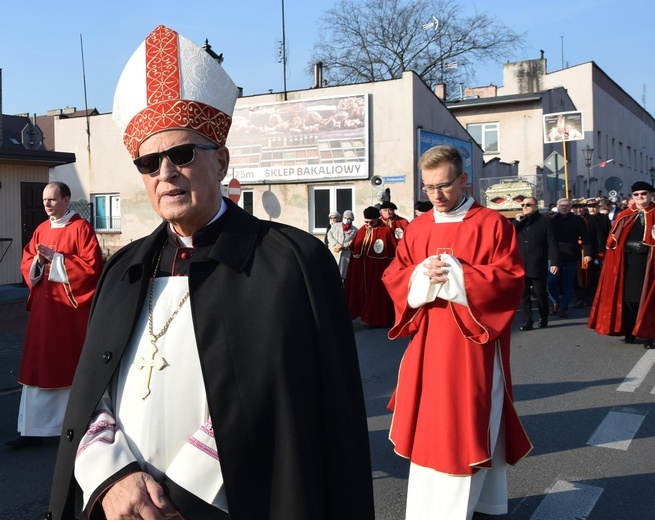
left=36, top=244, right=55, bottom=265
left=423, top=255, right=449, bottom=285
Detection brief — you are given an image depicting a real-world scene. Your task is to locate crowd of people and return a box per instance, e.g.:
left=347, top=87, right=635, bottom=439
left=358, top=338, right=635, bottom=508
left=514, top=191, right=654, bottom=350
left=4, top=22, right=654, bottom=520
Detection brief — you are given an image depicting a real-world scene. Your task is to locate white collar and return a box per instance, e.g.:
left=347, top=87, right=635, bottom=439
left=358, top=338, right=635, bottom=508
left=50, top=210, right=75, bottom=228
left=432, top=197, right=474, bottom=223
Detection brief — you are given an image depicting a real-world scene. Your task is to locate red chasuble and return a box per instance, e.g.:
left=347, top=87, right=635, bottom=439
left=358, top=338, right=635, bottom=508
left=19, top=214, right=103, bottom=388
left=382, top=215, right=410, bottom=240
left=588, top=203, right=655, bottom=338
left=382, top=204, right=532, bottom=475
left=344, top=223, right=397, bottom=327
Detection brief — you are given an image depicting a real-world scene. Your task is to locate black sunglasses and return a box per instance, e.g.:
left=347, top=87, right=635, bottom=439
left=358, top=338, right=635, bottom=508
left=134, top=143, right=219, bottom=174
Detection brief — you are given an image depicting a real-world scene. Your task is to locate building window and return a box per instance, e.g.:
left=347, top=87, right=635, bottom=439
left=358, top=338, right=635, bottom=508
left=93, top=194, right=121, bottom=232
left=467, top=122, right=499, bottom=153
left=309, top=185, right=354, bottom=233
left=240, top=190, right=254, bottom=214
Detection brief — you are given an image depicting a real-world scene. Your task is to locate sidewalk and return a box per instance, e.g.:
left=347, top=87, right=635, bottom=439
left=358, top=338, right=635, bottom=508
left=0, top=284, right=29, bottom=393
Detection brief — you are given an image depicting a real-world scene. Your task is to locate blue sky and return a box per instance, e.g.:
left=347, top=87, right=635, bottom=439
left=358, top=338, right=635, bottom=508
left=1, top=0, right=653, bottom=117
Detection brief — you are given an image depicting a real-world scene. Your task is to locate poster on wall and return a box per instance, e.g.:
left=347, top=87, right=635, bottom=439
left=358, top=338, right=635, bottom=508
left=418, top=130, right=474, bottom=184
left=226, top=94, right=369, bottom=184
left=543, top=111, right=584, bottom=143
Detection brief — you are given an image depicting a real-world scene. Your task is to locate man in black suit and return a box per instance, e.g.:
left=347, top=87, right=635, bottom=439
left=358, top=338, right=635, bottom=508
left=513, top=197, right=559, bottom=330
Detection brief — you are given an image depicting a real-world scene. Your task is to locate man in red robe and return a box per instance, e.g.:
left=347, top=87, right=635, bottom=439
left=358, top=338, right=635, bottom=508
left=382, top=145, right=532, bottom=519
left=6, top=182, right=103, bottom=449
left=379, top=200, right=410, bottom=240
left=588, top=181, right=655, bottom=347
left=345, top=206, right=397, bottom=327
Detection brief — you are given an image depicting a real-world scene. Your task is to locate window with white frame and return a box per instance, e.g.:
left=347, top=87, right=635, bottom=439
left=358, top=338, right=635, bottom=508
left=93, top=194, right=121, bottom=232
left=467, top=122, right=499, bottom=153
left=309, top=185, right=354, bottom=233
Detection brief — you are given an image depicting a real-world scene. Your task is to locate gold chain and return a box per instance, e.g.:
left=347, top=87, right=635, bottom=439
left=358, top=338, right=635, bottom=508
left=148, top=243, right=190, bottom=342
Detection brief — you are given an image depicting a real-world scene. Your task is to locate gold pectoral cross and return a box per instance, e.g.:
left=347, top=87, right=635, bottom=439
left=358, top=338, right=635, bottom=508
left=133, top=341, right=168, bottom=400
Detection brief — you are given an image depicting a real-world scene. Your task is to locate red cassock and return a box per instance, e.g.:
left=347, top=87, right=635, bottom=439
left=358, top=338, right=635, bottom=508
left=382, top=216, right=410, bottom=240
left=382, top=204, right=532, bottom=475
left=19, top=214, right=103, bottom=389
left=344, top=223, right=397, bottom=327
left=588, top=203, right=655, bottom=338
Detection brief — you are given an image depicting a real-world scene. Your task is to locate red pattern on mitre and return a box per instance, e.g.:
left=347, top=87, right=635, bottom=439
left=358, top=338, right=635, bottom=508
left=116, top=25, right=236, bottom=158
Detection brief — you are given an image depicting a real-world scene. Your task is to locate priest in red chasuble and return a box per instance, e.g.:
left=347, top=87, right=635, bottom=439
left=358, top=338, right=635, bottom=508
left=588, top=181, right=655, bottom=347
left=7, top=181, right=102, bottom=449
left=382, top=145, right=532, bottom=519
left=344, top=206, right=397, bottom=327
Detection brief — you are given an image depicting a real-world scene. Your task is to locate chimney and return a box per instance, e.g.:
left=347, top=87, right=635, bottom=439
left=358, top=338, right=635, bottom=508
left=434, top=83, right=446, bottom=100
left=313, top=62, right=323, bottom=89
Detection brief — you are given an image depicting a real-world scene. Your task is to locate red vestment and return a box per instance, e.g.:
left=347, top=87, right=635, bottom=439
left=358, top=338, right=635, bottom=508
left=19, top=214, right=103, bottom=388
left=382, top=204, right=532, bottom=475
left=344, top=223, right=397, bottom=327
left=382, top=215, right=410, bottom=240
left=588, top=203, right=655, bottom=338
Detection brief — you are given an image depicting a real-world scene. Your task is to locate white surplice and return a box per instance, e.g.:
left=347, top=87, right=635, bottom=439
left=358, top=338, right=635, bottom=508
left=74, top=276, right=227, bottom=513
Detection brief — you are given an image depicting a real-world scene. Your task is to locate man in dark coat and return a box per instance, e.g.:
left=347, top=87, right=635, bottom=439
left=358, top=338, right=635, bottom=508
left=513, top=197, right=559, bottom=330
left=582, top=198, right=612, bottom=306
left=46, top=25, right=374, bottom=520
left=547, top=198, right=593, bottom=317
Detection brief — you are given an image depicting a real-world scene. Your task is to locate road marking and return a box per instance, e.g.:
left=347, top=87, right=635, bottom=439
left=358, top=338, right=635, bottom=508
left=530, top=479, right=603, bottom=520
left=617, top=349, right=655, bottom=392
left=586, top=407, right=647, bottom=450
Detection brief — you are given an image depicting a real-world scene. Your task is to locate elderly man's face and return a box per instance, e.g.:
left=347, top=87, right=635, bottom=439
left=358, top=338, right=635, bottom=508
left=380, top=208, right=395, bottom=219
left=520, top=198, right=538, bottom=216
left=138, top=129, right=228, bottom=237
left=632, top=189, right=654, bottom=209
left=557, top=200, right=572, bottom=215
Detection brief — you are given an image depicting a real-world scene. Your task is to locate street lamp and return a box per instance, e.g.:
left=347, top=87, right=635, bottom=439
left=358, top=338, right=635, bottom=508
left=582, top=145, right=594, bottom=198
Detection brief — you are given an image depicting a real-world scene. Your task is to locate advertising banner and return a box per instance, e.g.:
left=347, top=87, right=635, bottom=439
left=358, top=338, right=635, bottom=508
left=226, top=94, right=369, bottom=184
left=543, top=111, right=584, bottom=143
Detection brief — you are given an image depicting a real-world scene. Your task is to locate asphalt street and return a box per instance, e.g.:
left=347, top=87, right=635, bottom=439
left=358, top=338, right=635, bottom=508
left=1, top=286, right=655, bottom=519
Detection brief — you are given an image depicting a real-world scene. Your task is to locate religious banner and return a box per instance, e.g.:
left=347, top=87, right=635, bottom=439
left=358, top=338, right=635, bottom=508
left=226, top=94, right=369, bottom=184
left=543, top=110, right=584, bottom=143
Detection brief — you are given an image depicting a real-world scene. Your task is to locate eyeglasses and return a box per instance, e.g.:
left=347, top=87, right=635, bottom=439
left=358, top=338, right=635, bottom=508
left=364, top=219, right=376, bottom=224
left=632, top=191, right=650, bottom=197
left=421, top=172, right=463, bottom=193
left=133, top=143, right=219, bottom=174
left=520, top=203, right=535, bottom=207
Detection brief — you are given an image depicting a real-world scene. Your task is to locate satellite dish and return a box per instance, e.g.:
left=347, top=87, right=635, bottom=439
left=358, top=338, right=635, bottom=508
left=21, top=122, right=44, bottom=150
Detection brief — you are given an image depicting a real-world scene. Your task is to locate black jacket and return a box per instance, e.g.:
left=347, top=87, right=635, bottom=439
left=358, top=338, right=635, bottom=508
left=47, top=199, right=374, bottom=520
left=550, top=212, right=592, bottom=262
left=513, top=211, right=559, bottom=278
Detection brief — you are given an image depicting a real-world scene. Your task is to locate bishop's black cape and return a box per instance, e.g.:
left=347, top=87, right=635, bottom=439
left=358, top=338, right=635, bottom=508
left=47, top=199, right=374, bottom=520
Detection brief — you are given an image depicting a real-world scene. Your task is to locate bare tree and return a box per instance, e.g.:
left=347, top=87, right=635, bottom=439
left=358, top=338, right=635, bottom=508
left=309, top=0, right=525, bottom=95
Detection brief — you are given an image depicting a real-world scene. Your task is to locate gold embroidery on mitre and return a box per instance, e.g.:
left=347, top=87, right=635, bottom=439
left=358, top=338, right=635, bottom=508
left=123, top=100, right=232, bottom=158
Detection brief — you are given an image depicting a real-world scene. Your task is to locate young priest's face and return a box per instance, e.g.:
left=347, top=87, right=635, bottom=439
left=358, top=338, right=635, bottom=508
left=421, top=163, right=468, bottom=213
